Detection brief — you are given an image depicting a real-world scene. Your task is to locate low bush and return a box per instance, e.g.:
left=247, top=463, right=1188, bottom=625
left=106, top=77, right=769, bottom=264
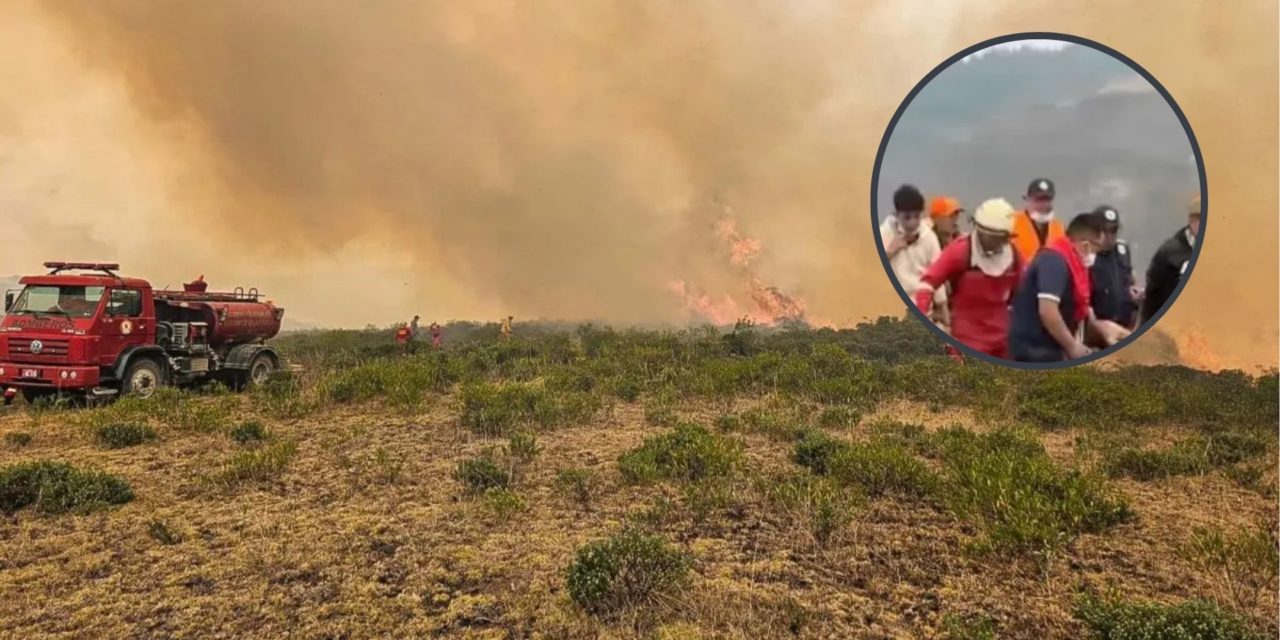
left=147, top=519, right=183, bottom=545
left=94, top=422, right=158, bottom=449
left=792, top=430, right=846, bottom=475
left=1074, top=592, right=1263, bottom=640
left=617, top=424, right=743, bottom=484
left=455, top=453, right=511, bottom=494
left=828, top=438, right=939, bottom=498
left=1017, top=369, right=1163, bottom=430
left=507, top=432, right=541, bottom=465
left=481, top=488, right=526, bottom=521
left=213, top=441, right=298, bottom=486
left=942, top=613, right=998, bottom=640
left=230, top=420, right=270, bottom=444
left=566, top=530, right=690, bottom=616
left=460, top=382, right=600, bottom=436
left=765, top=473, right=862, bottom=545
left=1180, top=524, right=1279, bottom=615
left=1104, top=432, right=1269, bottom=481
left=816, top=405, right=861, bottom=429
left=940, top=428, right=1132, bottom=557
left=555, top=468, right=599, bottom=507
left=0, top=460, right=133, bottom=514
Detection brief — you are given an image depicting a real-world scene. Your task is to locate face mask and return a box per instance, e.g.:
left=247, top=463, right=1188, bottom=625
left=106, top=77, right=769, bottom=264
left=1082, top=251, right=1097, bottom=267
left=1030, top=210, right=1054, bottom=224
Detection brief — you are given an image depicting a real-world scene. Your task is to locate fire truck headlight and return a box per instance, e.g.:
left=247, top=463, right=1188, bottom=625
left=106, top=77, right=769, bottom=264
left=69, top=372, right=77, bottom=380
left=0, top=367, right=5, bottom=376
left=60, top=371, right=69, bottom=380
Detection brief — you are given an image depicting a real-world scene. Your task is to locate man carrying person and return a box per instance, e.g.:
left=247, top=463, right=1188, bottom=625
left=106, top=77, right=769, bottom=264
left=914, top=198, right=1022, bottom=360
left=1140, top=195, right=1201, bottom=324
left=1087, top=206, right=1139, bottom=342
left=881, top=184, right=944, bottom=316
left=1008, top=211, right=1132, bottom=362
left=1011, top=178, right=1065, bottom=264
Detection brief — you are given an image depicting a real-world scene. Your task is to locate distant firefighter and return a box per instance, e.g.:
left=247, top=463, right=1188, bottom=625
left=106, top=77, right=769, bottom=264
left=429, top=321, right=443, bottom=349
left=500, top=315, right=513, bottom=341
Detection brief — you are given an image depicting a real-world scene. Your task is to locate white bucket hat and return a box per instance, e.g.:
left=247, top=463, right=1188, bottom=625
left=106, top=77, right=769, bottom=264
left=973, top=198, right=1016, bottom=234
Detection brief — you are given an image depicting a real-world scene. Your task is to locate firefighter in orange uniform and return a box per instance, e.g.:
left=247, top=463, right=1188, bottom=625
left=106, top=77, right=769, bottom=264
left=1011, top=178, right=1065, bottom=264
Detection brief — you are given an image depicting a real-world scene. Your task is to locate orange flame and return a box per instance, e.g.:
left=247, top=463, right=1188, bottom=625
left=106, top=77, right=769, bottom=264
left=671, top=208, right=815, bottom=326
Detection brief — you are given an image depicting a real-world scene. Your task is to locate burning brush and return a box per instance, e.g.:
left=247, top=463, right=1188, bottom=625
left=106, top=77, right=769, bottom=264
left=670, top=201, right=809, bottom=326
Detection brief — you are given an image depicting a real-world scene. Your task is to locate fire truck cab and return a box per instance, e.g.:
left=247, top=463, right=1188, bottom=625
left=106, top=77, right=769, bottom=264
left=0, top=262, right=285, bottom=404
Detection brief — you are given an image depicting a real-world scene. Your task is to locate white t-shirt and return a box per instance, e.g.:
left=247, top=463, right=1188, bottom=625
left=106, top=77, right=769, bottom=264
left=881, top=216, right=943, bottom=304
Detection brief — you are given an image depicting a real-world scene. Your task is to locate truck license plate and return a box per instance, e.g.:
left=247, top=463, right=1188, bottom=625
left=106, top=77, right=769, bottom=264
left=20, top=369, right=39, bottom=379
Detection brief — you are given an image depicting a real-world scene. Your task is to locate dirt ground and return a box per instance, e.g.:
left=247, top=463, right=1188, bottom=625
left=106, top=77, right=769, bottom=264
left=0, top=396, right=1274, bottom=639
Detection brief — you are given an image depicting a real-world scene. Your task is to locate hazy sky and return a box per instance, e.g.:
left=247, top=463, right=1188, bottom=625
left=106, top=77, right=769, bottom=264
left=878, top=41, right=1199, bottom=272
left=0, top=0, right=1274, bottom=369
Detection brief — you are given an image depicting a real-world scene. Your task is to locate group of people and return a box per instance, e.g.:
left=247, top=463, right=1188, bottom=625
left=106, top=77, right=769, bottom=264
left=394, top=315, right=516, bottom=352
left=882, top=178, right=1201, bottom=363
left=396, top=315, right=444, bottom=351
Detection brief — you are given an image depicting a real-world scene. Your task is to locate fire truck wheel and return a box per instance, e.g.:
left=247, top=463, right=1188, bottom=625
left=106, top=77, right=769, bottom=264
left=247, top=353, right=277, bottom=387
left=123, top=357, right=166, bottom=398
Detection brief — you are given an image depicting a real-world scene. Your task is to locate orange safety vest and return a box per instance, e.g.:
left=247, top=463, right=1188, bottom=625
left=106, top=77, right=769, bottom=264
left=1011, top=211, right=1065, bottom=264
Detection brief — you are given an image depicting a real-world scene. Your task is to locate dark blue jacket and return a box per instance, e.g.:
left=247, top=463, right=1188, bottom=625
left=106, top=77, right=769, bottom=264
left=1090, top=240, right=1136, bottom=327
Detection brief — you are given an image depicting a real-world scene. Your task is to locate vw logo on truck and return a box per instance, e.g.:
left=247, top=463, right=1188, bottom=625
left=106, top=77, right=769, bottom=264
left=29, top=340, right=43, bottom=354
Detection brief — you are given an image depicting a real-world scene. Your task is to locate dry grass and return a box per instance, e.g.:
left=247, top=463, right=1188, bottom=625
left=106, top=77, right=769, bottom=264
left=0, top=322, right=1274, bottom=638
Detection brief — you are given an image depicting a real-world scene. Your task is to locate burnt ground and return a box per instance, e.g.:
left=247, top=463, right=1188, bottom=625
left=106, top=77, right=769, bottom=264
left=0, top=395, right=1274, bottom=639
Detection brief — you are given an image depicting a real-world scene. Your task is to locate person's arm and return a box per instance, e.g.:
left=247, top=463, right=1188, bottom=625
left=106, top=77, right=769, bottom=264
left=1034, top=255, right=1089, bottom=359
left=1038, top=298, right=1085, bottom=357
left=1086, top=307, right=1131, bottom=346
left=882, top=221, right=906, bottom=259
left=913, top=241, right=964, bottom=314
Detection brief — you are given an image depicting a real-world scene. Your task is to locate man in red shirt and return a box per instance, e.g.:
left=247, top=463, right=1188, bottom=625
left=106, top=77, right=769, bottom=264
left=914, top=198, right=1023, bottom=360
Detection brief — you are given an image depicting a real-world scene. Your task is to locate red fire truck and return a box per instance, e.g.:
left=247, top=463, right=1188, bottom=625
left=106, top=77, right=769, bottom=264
left=0, top=262, right=285, bottom=404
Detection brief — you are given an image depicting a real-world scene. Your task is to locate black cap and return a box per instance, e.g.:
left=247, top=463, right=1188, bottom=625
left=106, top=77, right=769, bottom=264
left=1092, top=205, right=1120, bottom=225
left=1027, top=178, right=1055, bottom=198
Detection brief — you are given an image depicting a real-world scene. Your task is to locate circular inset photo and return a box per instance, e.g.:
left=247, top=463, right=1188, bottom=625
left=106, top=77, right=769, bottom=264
left=871, top=33, right=1205, bottom=368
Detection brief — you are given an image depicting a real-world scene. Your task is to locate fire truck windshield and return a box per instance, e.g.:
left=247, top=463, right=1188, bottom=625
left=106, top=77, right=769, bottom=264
left=8, top=285, right=105, bottom=318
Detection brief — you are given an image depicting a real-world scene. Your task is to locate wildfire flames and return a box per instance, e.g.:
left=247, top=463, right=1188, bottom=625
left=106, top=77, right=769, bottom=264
left=670, top=205, right=813, bottom=327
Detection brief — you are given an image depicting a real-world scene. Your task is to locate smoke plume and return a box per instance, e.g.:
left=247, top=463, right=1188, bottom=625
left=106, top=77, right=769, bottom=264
left=0, top=0, right=1274, bottom=369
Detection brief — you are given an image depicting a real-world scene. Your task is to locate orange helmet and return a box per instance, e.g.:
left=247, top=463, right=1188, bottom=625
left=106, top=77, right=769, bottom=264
left=930, top=196, right=963, bottom=219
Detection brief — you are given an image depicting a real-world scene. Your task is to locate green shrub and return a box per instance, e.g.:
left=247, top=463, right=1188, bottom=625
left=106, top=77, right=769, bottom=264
left=644, top=403, right=679, bottom=428
left=617, top=424, right=742, bottom=484
left=816, top=405, right=861, bottom=429
left=793, top=430, right=846, bottom=475
left=765, top=473, right=862, bottom=545
left=1180, top=524, right=1279, bottom=614
left=0, top=460, right=133, bottom=514
left=566, top=530, right=690, bottom=616
left=1074, top=593, right=1263, bottom=640
left=680, top=477, right=741, bottom=524
left=3, top=432, right=33, bottom=448
left=94, top=422, right=157, bottom=449
left=214, top=441, right=297, bottom=486
left=1105, top=432, right=1269, bottom=481
left=1018, top=369, right=1163, bottom=429
left=866, top=418, right=931, bottom=453
left=828, top=439, right=938, bottom=498
left=713, top=414, right=743, bottom=433
left=481, top=488, right=526, bottom=521
left=459, top=382, right=600, bottom=436
left=942, top=613, right=998, bottom=640
left=739, top=405, right=806, bottom=441
left=940, top=429, right=1132, bottom=557
left=230, top=420, right=270, bottom=444
left=455, top=454, right=511, bottom=494
left=507, top=432, right=541, bottom=465
left=555, top=468, right=599, bottom=507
